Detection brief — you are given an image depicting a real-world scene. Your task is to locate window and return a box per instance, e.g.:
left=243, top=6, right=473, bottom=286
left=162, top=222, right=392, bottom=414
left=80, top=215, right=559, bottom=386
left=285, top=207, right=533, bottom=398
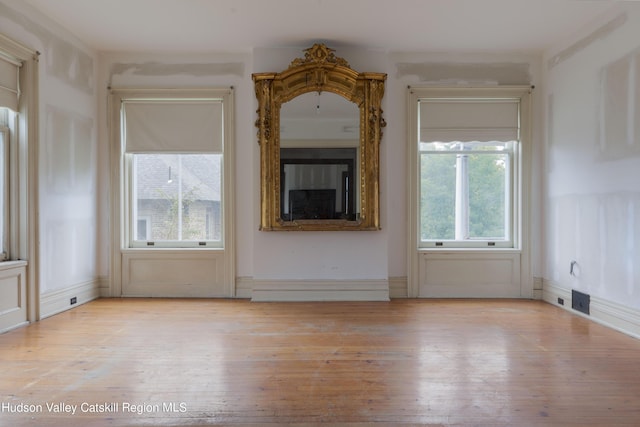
left=0, top=107, right=17, bottom=262
left=130, top=153, right=222, bottom=246
left=0, top=44, right=23, bottom=262
left=411, top=88, right=530, bottom=249
left=420, top=140, right=514, bottom=246
left=118, top=93, right=231, bottom=249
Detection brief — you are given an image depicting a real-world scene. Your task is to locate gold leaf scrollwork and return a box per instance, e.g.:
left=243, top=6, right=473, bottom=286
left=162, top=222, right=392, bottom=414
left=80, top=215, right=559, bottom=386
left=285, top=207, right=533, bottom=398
left=252, top=45, right=386, bottom=231
left=254, top=80, right=272, bottom=144
left=368, top=106, right=378, bottom=143
left=289, top=43, right=350, bottom=69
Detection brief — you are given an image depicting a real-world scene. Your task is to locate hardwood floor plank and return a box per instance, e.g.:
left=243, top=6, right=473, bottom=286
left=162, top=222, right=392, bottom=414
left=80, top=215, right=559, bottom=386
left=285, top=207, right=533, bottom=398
left=0, top=299, right=639, bottom=426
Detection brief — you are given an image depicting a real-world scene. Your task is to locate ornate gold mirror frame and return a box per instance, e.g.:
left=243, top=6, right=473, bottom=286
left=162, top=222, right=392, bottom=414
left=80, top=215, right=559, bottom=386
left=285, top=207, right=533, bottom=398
left=253, top=44, right=386, bottom=231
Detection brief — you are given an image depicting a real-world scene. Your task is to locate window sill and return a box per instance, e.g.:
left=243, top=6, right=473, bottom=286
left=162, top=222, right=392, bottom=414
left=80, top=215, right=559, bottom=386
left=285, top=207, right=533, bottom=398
left=0, top=260, right=28, bottom=271
left=418, top=247, right=521, bottom=254
left=121, top=247, right=224, bottom=254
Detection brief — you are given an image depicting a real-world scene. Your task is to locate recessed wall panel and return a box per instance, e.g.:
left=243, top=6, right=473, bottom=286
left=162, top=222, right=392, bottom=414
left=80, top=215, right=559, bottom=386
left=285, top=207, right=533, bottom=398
left=122, top=251, right=226, bottom=297
left=0, top=265, right=26, bottom=332
left=419, top=253, right=520, bottom=298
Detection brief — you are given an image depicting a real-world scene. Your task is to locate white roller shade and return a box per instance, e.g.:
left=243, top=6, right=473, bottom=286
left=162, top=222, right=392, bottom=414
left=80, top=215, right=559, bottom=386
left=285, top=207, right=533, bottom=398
left=0, top=52, right=21, bottom=111
left=420, top=98, right=519, bottom=142
left=123, top=99, right=223, bottom=153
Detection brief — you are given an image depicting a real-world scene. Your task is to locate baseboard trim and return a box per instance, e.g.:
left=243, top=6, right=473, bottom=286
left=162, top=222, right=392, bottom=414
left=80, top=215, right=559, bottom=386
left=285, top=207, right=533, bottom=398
left=532, top=277, right=543, bottom=300
left=80, top=276, right=394, bottom=301
left=542, top=279, right=640, bottom=340
left=0, top=321, right=28, bottom=334
left=98, top=275, right=110, bottom=298
left=235, top=277, right=253, bottom=299
left=40, top=280, right=101, bottom=319
left=250, top=279, right=390, bottom=302
left=389, top=277, right=408, bottom=298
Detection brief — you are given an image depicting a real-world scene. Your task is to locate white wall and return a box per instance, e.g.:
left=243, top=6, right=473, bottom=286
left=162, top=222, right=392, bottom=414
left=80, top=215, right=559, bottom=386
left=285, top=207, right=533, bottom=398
left=95, top=45, right=546, bottom=299
left=543, top=3, right=640, bottom=316
left=97, top=47, right=392, bottom=298
left=250, top=48, right=544, bottom=292
left=2, top=1, right=548, bottom=304
left=0, top=0, right=100, bottom=317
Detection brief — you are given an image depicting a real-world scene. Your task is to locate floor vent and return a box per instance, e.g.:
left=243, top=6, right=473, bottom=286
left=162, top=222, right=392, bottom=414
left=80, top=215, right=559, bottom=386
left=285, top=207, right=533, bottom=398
left=572, top=290, right=590, bottom=315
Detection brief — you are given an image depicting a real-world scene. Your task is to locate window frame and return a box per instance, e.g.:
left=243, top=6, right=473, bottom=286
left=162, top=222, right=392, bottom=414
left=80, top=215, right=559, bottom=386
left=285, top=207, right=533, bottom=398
left=0, top=122, right=8, bottom=261
left=110, top=88, right=234, bottom=252
left=408, top=86, right=531, bottom=252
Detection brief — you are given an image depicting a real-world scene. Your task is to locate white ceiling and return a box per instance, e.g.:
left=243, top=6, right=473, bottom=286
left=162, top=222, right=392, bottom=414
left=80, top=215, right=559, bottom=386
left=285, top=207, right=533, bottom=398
left=23, top=0, right=620, bottom=54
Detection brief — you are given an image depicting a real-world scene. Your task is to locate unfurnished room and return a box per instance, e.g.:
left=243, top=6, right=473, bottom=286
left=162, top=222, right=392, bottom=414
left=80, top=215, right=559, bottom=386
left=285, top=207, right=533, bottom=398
left=1, top=0, right=640, bottom=426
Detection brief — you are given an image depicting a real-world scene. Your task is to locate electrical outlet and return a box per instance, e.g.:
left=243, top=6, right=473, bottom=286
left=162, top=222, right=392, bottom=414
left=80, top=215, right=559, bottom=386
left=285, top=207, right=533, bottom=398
left=70, top=297, right=77, bottom=305
left=557, top=297, right=564, bottom=306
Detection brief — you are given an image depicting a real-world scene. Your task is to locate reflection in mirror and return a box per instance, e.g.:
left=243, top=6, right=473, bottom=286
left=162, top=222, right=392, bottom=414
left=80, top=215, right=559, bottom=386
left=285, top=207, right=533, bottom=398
left=279, top=92, right=359, bottom=221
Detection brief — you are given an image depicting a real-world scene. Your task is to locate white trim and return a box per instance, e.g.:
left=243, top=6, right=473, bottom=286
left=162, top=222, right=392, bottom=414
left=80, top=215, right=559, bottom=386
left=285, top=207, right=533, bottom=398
left=0, top=33, right=34, bottom=65
left=542, top=280, right=640, bottom=340
left=0, top=320, right=27, bottom=334
left=0, top=32, right=39, bottom=321
left=98, top=275, right=110, bottom=298
left=120, top=249, right=228, bottom=297
left=250, top=279, right=390, bottom=302
left=407, top=88, right=420, bottom=297
left=108, top=88, right=235, bottom=297
left=0, top=262, right=26, bottom=332
left=0, top=259, right=26, bottom=270
left=532, top=276, right=543, bottom=300
left=234, top=276, right=253, bottom=299
left=237, top=277, right=405, bottom=300
left=108, top=87, right=123, bottom=295
left=219, top=88, right=235, bottom=296
left=39, top=280, right=100, bottom=319
left=389, top=276, right=408, bottom=298
left=0, top=126, right=8, bottom=260
left=416, top=251, right=521, bottom=298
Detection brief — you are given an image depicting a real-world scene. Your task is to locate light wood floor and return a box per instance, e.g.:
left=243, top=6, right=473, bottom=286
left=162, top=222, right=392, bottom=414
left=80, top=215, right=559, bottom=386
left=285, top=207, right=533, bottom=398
left=1, top=299, right=640, bottom=426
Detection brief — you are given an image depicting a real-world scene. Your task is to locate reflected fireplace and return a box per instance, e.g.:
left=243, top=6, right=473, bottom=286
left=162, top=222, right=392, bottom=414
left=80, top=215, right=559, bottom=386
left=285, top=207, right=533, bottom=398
left=280, top=148, right=356, bottom=221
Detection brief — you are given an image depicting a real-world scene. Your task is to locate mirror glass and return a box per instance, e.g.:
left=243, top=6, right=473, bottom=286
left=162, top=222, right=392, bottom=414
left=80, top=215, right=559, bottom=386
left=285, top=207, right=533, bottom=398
left=279, top=92, right=360, bottom=221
